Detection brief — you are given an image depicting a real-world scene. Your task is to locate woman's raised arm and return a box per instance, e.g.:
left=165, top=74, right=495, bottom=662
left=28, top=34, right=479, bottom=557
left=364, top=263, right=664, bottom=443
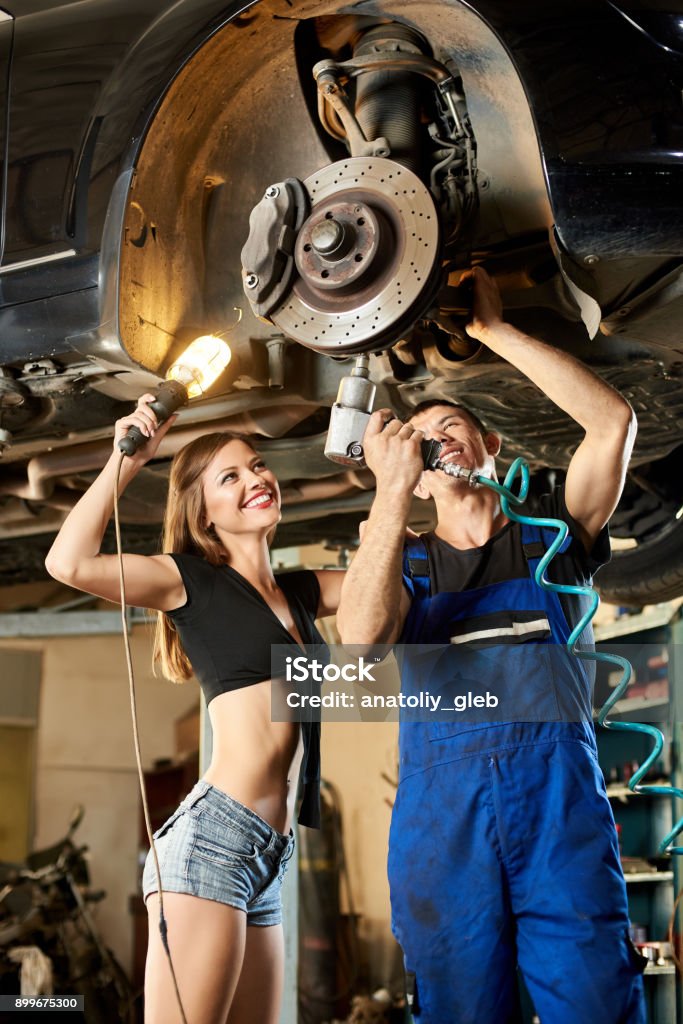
left=45, top=395, right=185, bottom=611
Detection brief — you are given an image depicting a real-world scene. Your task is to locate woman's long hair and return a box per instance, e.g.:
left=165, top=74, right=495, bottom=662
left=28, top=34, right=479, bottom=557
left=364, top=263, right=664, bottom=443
left=153, top=430, right=269, bottom=683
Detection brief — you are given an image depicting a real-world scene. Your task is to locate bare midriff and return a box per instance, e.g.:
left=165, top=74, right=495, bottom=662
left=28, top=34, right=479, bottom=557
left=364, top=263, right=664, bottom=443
left=201, top=679, right=303, bottom=836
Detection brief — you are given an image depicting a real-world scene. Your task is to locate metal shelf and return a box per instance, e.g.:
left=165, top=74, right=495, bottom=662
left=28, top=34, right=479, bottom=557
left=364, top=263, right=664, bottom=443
left=606, top=782, right=670, bottom=799
left=644, top=964, right=676, bottom=976
left=624, top=872, right=674, bottom=884
left=610, top=695, right=669, bottom=714
left=594, top=606, right=680, bottom=642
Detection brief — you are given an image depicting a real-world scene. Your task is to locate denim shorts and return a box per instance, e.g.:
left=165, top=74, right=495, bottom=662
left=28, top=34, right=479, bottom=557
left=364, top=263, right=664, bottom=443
left=141, top=780, right=295, bottom=926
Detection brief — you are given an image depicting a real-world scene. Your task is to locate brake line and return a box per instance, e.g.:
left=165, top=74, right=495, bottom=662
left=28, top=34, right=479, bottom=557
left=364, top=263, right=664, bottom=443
left=114, top=452, right=189, bottom=1024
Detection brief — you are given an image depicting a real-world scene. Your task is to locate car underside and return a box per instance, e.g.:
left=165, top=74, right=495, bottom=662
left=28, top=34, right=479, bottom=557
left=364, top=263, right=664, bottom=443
left=0, top=0, right=681, bottom=603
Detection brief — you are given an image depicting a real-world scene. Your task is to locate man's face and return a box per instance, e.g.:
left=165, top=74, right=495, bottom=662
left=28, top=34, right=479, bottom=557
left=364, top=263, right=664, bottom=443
left=408, top=404, right=500, bottom=498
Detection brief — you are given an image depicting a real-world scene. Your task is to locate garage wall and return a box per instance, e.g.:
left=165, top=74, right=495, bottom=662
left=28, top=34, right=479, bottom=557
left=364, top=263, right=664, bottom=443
left=0, top=648, right=41, bottom=861
left=322, top=720, right=404, bottom=991
left=0, top=627, right=199, bottom=974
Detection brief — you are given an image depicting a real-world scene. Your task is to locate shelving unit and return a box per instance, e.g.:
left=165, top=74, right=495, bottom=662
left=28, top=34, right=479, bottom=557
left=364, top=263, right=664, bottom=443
left=594, top=605, right=682, bottom=1024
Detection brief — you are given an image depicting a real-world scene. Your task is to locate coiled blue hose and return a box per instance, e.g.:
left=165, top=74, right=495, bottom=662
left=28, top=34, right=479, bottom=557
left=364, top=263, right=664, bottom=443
left=474, top=456, right=683, bottom=856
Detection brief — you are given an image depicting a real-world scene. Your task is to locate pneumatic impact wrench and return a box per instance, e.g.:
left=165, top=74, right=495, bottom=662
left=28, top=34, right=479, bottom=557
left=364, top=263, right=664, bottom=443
left=324, top=356, right=478, bottom=483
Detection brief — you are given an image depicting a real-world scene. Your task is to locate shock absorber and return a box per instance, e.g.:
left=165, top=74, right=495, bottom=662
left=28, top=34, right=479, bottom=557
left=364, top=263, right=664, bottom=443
left=352, top=26, right=430, bottom=175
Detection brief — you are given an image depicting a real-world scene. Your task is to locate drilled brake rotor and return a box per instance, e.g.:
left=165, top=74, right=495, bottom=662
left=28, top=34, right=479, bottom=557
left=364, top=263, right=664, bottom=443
left=269, top=157, right=440, bottom=354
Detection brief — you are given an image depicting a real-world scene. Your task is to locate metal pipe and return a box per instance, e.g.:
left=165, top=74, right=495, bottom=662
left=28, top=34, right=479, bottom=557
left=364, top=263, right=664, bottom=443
left=0, top=404, right=321, bottom=502
left=280, top=469, right=374, bottom=505
left=279, top=491, right=374, bottom=524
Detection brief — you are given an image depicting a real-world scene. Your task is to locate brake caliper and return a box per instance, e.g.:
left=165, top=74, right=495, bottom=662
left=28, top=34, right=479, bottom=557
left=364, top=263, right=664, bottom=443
left=240, top=178, right=309, bottom=320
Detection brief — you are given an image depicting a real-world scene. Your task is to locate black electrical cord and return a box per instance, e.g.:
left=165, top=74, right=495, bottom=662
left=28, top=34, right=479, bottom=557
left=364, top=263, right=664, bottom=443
left=114, top=452, right=189, bottom=1024
left=667, top=882, right=683, bottom=975
left=0, top=19, right=13, bottom=265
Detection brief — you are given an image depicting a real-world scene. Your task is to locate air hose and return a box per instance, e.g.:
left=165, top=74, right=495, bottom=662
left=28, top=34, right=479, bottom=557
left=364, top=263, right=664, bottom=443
left=448, top=455, right=683, bottom=857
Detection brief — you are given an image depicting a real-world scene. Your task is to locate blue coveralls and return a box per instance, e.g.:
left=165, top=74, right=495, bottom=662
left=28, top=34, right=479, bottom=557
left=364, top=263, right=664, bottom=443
left=388, top=522, right=646, bottom=1024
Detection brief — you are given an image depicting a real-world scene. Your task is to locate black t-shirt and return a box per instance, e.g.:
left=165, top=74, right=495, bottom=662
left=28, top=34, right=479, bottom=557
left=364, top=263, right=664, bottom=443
left=421, top=485, right=611, bottom=634
left=166, top=553, right=325, bottom=828
left=166, top=554, right=324, bottom=696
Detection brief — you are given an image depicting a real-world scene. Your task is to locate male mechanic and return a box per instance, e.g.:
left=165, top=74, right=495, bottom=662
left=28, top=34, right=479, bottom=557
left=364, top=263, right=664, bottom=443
left=337, top=266, right=645, bottom=1023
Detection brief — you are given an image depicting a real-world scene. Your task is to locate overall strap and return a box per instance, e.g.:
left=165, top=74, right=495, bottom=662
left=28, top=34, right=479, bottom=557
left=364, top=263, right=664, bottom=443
left=520, top=520, right=571, bottom=581
left=402, top=536, right=431, bottom=601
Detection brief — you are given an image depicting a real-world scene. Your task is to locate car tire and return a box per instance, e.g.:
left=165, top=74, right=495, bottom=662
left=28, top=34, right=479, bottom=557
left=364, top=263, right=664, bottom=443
left=596, top=516, right=683, bottom=606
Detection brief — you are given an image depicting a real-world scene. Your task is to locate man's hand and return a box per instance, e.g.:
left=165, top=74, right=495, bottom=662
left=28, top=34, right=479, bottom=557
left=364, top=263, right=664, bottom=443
left=363, top=409, right=424, bottom=495
left=338, top=411, right=420, bottom=646
left=465, top=266, right=503, bottom=342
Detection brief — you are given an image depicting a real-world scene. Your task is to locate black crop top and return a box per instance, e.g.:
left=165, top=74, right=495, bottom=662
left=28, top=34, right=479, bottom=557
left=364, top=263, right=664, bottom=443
left=166, top=552, right=326, bottom=828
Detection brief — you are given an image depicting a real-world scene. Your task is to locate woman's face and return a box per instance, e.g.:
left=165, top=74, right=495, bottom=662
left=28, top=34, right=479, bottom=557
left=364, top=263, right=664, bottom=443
left=201, top=440, right=281, bottom=537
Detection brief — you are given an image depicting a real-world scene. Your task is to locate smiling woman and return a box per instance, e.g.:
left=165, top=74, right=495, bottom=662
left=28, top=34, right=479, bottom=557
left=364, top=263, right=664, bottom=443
left=43, top=394, right=344, bottom=1024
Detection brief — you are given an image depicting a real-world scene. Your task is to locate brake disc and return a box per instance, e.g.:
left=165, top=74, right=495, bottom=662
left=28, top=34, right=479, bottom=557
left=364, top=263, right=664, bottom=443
left=267, top=157, right=440, bottom=354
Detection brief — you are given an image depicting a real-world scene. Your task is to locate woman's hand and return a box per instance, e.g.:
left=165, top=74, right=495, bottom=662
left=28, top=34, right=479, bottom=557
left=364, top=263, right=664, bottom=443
left=114, top=394, right=177, bottom=466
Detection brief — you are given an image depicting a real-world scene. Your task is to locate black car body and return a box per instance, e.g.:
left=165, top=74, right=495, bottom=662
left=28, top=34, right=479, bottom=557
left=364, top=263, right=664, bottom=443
left=0, top=0, right=681, bottom=601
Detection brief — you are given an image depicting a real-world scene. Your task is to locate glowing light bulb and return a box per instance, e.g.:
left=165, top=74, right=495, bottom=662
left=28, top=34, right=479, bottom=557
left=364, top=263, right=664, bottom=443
left=165, top=335, right=232, bottom=399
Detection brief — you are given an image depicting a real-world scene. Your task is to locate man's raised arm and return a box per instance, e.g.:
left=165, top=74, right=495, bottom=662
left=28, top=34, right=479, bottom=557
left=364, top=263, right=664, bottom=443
left=466, top=267, right=637, bottom=550
left=336, top=413, right=424, bottom=646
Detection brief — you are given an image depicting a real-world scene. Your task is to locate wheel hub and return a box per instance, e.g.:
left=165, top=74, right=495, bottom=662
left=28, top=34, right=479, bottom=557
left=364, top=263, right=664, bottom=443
left=296, top=200, right=381, bottom=291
